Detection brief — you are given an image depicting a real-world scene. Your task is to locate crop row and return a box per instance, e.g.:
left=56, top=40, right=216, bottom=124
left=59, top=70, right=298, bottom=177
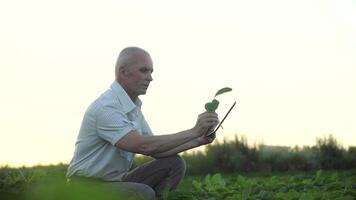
left=0, top=165, right=355, bottom=199
left=164, top=170, right=356, bottom=200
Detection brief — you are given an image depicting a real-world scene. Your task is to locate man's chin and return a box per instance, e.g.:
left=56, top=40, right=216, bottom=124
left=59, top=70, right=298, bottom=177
left=139, top=89, right=148, bottom=95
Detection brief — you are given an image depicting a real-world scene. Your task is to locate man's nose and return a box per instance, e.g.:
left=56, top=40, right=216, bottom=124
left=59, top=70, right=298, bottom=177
left=147, top=73, right=153, bottom=81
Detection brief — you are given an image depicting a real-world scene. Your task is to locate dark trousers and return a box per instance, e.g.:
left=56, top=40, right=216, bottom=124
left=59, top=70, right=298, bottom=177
left=103, top=155, right=186, bottom=200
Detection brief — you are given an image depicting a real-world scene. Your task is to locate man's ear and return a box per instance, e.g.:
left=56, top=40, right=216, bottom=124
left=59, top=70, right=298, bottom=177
left=119, top=66, right=127, bottom=76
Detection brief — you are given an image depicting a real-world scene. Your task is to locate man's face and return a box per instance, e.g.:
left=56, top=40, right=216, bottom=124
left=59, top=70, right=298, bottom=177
left=122, top=53, right=153, bottom=99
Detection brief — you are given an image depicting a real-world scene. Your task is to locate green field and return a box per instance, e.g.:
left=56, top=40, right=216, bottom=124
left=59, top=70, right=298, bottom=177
left=169, top=170, right=356, bottom=200
left=2, top=135, right=355, bottom=199
left=1, top=164, right=355, bottom=200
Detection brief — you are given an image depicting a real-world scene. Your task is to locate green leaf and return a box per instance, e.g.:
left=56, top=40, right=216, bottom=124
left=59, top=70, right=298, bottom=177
left=211, top=99, right=219, bottom=110
left=205, top=99, right=219, bottom=112
left=205, top=102, right=215, bottom=112
left=211, top=173, right=225, bottom=186
left=204, top=87, right=231, bottom=112
left=205, top=174, right=211, bottom=183
left=192, top=180, right=202, bottom=189
left=214, top=87, right=232, bottom=98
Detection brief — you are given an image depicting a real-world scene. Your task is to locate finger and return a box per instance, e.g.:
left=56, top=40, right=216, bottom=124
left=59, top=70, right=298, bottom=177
left=199, top=117, right=219, bottom=127
left=206, top=120, right=220, bottom=128
left=206, top=136, right=214, bottom=143
left=202, top=115, right=219, bottom=123
left=200, top=112, right=218, bottom=119
left=198, top=113, right=218, bottom=124
left=207, top=134, right=216, bottom=141
left=206, top=112, right=218, bottom=118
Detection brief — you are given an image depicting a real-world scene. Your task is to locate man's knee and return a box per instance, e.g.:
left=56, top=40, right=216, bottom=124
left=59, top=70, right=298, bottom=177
left=107, top=182, right=155, bottom=200
left=163, top=155, right=186, bottom=174
left=174, top=155, right=186, bottom=172
left=124, top=183, right=155, bottom=200
left=136, top=184, right=155, bottom=200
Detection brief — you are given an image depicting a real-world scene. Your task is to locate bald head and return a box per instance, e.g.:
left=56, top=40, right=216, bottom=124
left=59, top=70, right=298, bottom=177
left=114, top=47, right=153, bottom=100
left=115, top=47, right=151, bottom=79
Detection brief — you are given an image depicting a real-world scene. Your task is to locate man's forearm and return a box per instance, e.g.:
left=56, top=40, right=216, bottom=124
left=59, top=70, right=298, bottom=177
left=116, top=129, right=198, bottom=156
left=143, top=129, right=198, bottom=155
left=145, top=111, right=218, bottom=155
left=151, top=138, right=200, bottom=158
left=116, top=111, right=218, bottom=156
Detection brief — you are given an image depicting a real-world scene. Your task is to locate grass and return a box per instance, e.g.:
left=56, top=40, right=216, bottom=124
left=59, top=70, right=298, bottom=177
left=1, top=164, right=355, bottom=200
left=1, top=134, right=355, bottom=199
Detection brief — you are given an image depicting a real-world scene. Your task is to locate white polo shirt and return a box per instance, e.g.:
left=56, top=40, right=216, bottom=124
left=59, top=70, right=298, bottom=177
left=66, top=81, right=153, bottom=181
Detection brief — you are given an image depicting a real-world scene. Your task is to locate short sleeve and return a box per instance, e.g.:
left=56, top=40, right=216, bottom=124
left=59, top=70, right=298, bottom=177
left=141, top=115, right=153, bottom=136
left=96, top=106, right=135, bottom=146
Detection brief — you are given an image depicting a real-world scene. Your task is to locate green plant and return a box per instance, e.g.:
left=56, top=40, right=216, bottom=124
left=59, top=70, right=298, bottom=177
left=204, top=87, right=232, bottom=112
left=166, top=170, right=356, bottom=200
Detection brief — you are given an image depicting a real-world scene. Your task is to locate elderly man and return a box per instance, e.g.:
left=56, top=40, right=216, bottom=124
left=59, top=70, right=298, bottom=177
left=67, top=47, right=218, bottom=199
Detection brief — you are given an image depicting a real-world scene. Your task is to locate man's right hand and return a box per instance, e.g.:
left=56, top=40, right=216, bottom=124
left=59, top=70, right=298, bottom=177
left=192, top=112, right=219, bottom=138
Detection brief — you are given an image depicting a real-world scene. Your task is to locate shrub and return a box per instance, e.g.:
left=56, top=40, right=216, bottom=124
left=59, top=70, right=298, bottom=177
left=132, top=134, right=354, bottom=175
left=315, top=134, right=345, bottom=169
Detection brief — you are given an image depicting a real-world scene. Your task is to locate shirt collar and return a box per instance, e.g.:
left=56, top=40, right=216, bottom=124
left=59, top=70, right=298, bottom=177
left=110, top=81, right=142, bottom=114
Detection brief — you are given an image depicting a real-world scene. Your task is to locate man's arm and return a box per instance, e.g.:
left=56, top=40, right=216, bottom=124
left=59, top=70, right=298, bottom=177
left=116, top=129, right=196, bottom=156
left=150, top=135, right=214, bottom=158
left=115, top=112, right=218, bottom=156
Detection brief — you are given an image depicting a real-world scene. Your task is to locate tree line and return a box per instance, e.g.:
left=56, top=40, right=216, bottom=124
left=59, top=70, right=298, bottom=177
left=134, top=134, right=356, bottom=175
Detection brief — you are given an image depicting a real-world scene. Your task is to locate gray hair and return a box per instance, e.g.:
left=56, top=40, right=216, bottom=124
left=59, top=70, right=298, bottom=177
left=115, top=47, right=150, bottom=75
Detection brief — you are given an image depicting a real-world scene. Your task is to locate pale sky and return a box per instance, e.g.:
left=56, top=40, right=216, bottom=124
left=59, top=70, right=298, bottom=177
left=1, top=0, right=355, bottom=167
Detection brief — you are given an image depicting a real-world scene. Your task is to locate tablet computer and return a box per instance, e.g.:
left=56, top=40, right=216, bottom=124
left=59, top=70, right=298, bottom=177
left=206, top=101, right=236, bottom=137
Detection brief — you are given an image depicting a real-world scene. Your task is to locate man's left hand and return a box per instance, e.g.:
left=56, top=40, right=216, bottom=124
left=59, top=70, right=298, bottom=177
left=196, top=134, right=215, bottom=146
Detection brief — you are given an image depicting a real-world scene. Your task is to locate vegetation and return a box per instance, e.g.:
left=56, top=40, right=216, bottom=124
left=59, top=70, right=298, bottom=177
left=1, top=134, right=356, bottom=199
left=205, top=87, right=232, bottom=112
left=135, top=134, right=356, bottom=175
left=0, top=164, right=136, bottom=200
left=163, top=170, right=356, bottom=200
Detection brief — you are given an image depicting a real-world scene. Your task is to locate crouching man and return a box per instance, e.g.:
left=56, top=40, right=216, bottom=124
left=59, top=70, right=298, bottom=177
left=67, top=47, right=218, bottom=199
